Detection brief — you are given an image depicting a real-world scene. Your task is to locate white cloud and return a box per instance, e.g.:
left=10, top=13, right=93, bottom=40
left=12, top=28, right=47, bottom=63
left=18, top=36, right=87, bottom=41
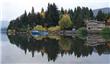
left=1, top=0, right=110, bottom=21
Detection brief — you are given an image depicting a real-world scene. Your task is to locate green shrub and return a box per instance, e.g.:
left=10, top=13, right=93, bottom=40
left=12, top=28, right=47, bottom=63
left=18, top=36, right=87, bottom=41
left=76, top=27, right=87, bottom=35
left=76, top=27, right=87, bottom=39
left=33, top=25, right=46, bottom=31
left=100, top=27, right=110, bottom=41
left=101, top=27, right=110, bottom=34
left=48, top=26, right=61, bottom=31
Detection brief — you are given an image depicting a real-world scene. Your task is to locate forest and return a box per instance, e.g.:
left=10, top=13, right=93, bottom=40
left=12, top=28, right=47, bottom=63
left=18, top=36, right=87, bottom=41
left=7, top=3, right=110, bottom=32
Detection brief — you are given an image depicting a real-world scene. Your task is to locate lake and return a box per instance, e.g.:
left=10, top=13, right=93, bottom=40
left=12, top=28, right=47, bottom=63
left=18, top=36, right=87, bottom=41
left=1, top=32, right=110, bottom=64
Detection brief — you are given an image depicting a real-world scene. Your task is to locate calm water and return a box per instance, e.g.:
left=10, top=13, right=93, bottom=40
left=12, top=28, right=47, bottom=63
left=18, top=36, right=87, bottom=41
left=1, top=32, right=110, bottom=64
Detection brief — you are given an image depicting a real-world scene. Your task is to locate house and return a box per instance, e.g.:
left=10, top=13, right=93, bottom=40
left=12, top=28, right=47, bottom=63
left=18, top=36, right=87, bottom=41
left=85, top=20, right=105, bottom=33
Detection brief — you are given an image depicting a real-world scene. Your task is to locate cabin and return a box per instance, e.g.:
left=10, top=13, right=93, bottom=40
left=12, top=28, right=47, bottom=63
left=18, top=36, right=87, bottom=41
left=85, top=20, right=105, bottom=33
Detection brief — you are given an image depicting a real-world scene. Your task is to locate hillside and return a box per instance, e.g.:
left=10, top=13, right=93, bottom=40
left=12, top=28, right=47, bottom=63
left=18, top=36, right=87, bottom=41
left=0, top=21, right=9, bottom=32
left=93, top=7, right=110, bottom=16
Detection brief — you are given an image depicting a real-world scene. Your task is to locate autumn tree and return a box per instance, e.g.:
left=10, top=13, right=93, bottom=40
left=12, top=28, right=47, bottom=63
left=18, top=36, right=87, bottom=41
left=59, top=11, right=73, bottom=30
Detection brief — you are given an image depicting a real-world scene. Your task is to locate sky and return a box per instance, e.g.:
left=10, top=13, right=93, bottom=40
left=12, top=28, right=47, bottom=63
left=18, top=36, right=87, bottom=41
left=0, top=0, right=110, bottom=22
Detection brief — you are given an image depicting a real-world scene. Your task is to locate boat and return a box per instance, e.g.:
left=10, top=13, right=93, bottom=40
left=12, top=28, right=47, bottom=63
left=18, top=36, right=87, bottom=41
left=31, top=30, right=48, bottom=36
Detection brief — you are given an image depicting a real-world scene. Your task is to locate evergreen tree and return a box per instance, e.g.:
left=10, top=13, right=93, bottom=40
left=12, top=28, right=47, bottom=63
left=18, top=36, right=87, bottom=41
left=59, top=7, right=64, bottom=19
left=73, top=7, right=85, bottom=29
left=26, top=7, right=38, bottom=28
left=61, top=7, right=64, bottom=15
left=68, top=9, right=74, bottom=25
left=73, top=7, right=93, bottom=29
left=82, top=7, right=90, bottom=19
left=19, top=10, right=28, bottom=28
left=45, top=3, right=59, bottom=26
left=96, top=10, right=105, bottom=21
left=89, top=9, right=94, bottom=19
left=31, top=7, right=35, bottom=15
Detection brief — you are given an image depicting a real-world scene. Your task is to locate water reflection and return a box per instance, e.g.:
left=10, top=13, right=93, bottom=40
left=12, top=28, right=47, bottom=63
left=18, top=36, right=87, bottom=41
left=7, top=33, right=110, bottom=62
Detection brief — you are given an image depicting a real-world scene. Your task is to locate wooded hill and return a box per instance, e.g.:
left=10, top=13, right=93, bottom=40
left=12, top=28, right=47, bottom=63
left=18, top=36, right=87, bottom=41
left=7, top=3, right=110, bottom=32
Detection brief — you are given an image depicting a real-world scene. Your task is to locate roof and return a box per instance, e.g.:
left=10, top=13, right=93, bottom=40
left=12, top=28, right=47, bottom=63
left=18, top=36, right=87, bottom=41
left=86, top=20, right=105, bottom=24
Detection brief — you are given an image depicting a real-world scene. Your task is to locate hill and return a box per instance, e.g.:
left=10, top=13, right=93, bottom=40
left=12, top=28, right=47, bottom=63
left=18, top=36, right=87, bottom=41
left=93, top=7, right=110, bottom=16
left=0, top=21, right=9, bottom=32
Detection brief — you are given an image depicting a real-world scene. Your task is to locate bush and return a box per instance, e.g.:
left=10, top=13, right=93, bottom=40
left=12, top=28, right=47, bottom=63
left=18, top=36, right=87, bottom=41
left=76, top=27, right=87, bottom=35
left=76, top=27, right=87, bottom=39
left=48, top=26, right=61, bottom=31
left=100, top=27, right=110, bottom=40
left=100, top=27, right=110, bottom=34
left=33, top=25, right=46, bottom=31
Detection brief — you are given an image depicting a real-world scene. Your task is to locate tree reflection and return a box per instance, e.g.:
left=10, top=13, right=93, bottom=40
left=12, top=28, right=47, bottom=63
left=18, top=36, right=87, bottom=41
left=7, top=34, right=110, bottom=62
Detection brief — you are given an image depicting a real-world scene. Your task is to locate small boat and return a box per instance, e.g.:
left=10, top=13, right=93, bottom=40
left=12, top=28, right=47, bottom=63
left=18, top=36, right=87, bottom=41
left=31, top=30, right=48, bottom=36
left=31, top=30, right=40, bottom=35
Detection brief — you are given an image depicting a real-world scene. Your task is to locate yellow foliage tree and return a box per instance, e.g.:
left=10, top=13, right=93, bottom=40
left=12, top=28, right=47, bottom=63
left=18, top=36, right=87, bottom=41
left=33, top=25, right=46, bottom=31
left=59, top=13, right=73, bottom=30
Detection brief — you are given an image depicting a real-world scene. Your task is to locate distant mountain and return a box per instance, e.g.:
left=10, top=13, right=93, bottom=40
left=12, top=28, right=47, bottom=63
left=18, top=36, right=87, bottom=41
left=0, top=21, right=9, bottom=32
left=0, top=21, right=9, bottom=28
left=93, top=7, right=110, bottom=16
left=1, top=28, right=7, bottom=33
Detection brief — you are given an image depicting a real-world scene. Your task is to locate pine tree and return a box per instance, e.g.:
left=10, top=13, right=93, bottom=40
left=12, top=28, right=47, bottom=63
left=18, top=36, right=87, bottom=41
left=19, top=10, right=28, bottom=27
left=45, top=3, right=59, bottom=26
left=68, top=9, right=74, bottom=25
left=31, top=7, right=35, bottom=15
left=89, top=9, right=94, bottom=19
left=61, top=7, right=64, bottom=14
left=73, top=7, right=85, bottom=29
left=96, top=10, right=105, bottom=21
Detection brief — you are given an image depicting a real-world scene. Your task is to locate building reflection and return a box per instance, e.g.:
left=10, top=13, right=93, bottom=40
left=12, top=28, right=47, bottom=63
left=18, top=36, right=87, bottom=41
left=7, top=33, right=110, bottom=61
left=85, top=34, right=105, bottom=46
